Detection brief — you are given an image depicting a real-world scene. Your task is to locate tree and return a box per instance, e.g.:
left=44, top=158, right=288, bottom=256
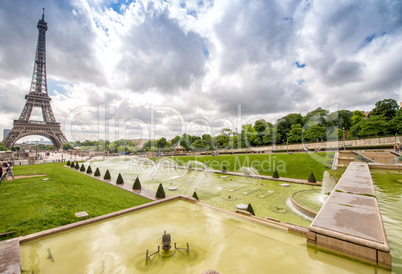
left=192, top=191, right=199, bottom=200
left=155, top=183, right=166, bottom=199
left=133, top=177, right=141, bottom=190
left=358, top=115, right=390, bottom=137
left=390, top=110, right=402, bottom=134
left=104, top=169, right=111, bottom=180
left=308, top=172, right=317, bottom=183
left=192, top=139, right=206, bottom=149
left=80, top=164, right=85, bottom=172
left=304, top=125, right=325, bottom=141
left=246, top=203, right=255, bottom=215
left=156, top=137, right=168, bottom=148
left=288, top=124, right=302, bottom=143
left=63, top=143, right=73, bottom=151
left=86, top=165, right=93, bottom=174
left=0, top=142, right=7, bottom=151
left=303, top=108, right=329, bottom=127
left=94, top=167, right=101, bottom=176
left=351, top=110, right=365, bottom=126
left=116, top=173, right=124, bottom=184
left=272, top=169, right=279, bottom=178
left=370, top=99, right=399, bottom=121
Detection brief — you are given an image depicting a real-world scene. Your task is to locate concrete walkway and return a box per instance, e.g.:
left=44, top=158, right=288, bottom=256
left=307, top=162, right=391, bottom=269
left=0, top=239, right=20, bottom=274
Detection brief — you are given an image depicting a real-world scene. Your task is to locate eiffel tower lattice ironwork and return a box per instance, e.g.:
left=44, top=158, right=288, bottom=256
left=3, top=9, right=68, bottom=150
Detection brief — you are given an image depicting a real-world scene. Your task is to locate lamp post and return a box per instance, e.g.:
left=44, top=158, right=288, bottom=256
left=342, top=127, right=345, bottom=150
left=302, top=129, right=304, bottom=150
left=36, top=141, right=38, bottom=160
left=286, top=133, right=289, bottom=153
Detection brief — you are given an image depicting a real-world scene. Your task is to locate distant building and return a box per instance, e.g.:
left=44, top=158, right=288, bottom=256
left=3, top=129, right=10, bottom=140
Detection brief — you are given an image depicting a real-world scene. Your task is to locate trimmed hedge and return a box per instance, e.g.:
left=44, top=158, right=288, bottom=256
left=133, top=177, right=141, bottom=190
left=192, top=191, right=199, bottom=200
left=222, top=166, right=227, bottom=172
left=156, top=183, right=166, bottom=199
left=86, top=165, right=92, bottom=174
left=74, top=163, right=80, bottom=170
left=103, top=169, right=111, bottom=180
left=116, top=173, right=124, bottom=184
left=80, top=164, right=85, bottom=172
left=247, top=203, right=255, bottom=215
left=66, top=160, right=70, bottom=166
left=308, top=172, right=317, bottom=183
left=272, top=169, right=279, bottom=178
left=94, top=167, right=100, bottom=177
left=70, top=162, right=75, bottom=168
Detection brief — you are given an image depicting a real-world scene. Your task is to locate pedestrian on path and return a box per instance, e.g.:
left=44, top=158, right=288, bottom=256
left=5, top=163, right=14, bottom=180
left=0, top=163, right=8, bottom=184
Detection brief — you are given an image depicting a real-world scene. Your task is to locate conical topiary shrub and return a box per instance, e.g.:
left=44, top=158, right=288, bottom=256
left=67, top=160, right=70, bottom=166
left=308, top=172, right=317, bottom=183
left=133, top=177, right=141, bottom=190
left=80, top=164, right=85, bottom=172
left=75, top=163, right=80, bottom=170
left=86, top=165, right=92, bottom=174
left=155, top=183, right=166, bottom=199
left=222, top=165, right=227, bottom=172
left=192, top=191, right=199, bottom=201
left=116, top=173, right=124, bottom=184
left=104, top=169, right=111, bottom=180
left=272, top=169, right=279, bottom=178
left=94, top=167, right=100, bottom=177
left=70, top=162, right=75, bottom=168
left=247, top=203, right=255, bottom=215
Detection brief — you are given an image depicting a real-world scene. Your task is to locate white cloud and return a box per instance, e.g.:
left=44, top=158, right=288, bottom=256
left=0, top=0, right=401, bottom=143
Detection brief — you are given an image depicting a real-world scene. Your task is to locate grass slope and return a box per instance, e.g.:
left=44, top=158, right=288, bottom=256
left=170, top=152, right=333, bottom=181
left=0, top=163, right=150, bottom=240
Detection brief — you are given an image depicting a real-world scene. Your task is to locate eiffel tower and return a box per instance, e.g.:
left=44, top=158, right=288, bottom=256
left=3, top=9, right=68, bottom=150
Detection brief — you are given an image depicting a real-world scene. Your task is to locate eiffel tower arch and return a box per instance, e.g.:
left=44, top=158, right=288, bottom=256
left=3, top=10, right=68, bottom=150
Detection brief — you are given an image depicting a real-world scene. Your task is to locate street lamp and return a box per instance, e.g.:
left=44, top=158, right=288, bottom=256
left=36, top=141, right=38, bottom=160
left=342, top=127, right=345, bottom=150
left=286, top=133, right=289, bottom=153
left=302, top=129, right=304, bottom=149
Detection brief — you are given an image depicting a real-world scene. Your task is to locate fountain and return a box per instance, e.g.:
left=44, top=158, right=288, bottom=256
left=84, top=157, right=321, bottom=226
left=19, top=198, right=387, bottom=273
left=240, top=166, right=260, bottom=177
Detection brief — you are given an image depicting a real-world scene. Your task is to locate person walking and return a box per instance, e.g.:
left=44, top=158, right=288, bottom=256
left=5, top=163, right=14, bottom=180
left=0, top=163, right=8, bottom=184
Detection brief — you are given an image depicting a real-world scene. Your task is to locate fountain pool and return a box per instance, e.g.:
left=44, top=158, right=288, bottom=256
left=371, top=170, right=402, bottom=273
left=85, top=157, right=321, bottom=226
left=20, top=199, right=388, bottom=273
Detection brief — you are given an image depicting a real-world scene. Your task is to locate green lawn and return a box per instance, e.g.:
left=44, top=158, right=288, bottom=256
left=0, top=163, right=150, bottom=240
left=169, top=152, right=334, bottom=181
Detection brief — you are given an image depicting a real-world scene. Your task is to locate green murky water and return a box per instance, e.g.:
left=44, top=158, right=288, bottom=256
left=86, top=157, right=320, bottom=226
left=371, top=170, right=402, bottom=273
left=20, top=200, right=388, bottom=273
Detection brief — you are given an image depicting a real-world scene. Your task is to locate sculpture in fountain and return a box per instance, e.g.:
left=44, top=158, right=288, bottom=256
left=162, top=231, right=171, bottom=250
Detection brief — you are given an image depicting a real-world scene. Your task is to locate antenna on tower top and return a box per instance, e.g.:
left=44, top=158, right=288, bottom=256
left=42, top=8, right=45, bottom=20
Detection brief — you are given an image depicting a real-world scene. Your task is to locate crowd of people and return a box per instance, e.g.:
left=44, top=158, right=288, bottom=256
left=0, top=161, right=14, bottom=184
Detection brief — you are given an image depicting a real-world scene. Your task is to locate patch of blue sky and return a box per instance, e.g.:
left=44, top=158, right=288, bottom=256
left=297, top=79, right=305, bottom=85
left=180, top=2, right=186, bottom=8
left=203, top=48, right=210, bottom=58
left=187, top=10, right=198, bottom=18
left=358, top=32, right=388, bottom=49
left=108, top=0, right=136, bottom=14
left=47, top=78, right=70, bottom=96
left=295, top=62, right=306, bottom=68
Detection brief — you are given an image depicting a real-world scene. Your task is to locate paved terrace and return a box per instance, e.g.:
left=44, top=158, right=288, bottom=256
left=307, top=162, right=391, bottom=269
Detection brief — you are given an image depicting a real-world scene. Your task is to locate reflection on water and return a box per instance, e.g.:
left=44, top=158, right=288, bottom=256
left=372, top=170, right=402, bottom=273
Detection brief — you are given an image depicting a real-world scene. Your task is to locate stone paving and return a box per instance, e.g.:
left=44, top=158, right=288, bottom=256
left=308, top=162, right=391, bottom=269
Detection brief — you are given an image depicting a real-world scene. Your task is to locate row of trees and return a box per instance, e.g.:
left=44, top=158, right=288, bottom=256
left=2, top=99, right=400, bottom=152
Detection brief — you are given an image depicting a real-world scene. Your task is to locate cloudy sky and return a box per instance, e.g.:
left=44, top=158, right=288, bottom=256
left=0, top=0, right=401, bottom=143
